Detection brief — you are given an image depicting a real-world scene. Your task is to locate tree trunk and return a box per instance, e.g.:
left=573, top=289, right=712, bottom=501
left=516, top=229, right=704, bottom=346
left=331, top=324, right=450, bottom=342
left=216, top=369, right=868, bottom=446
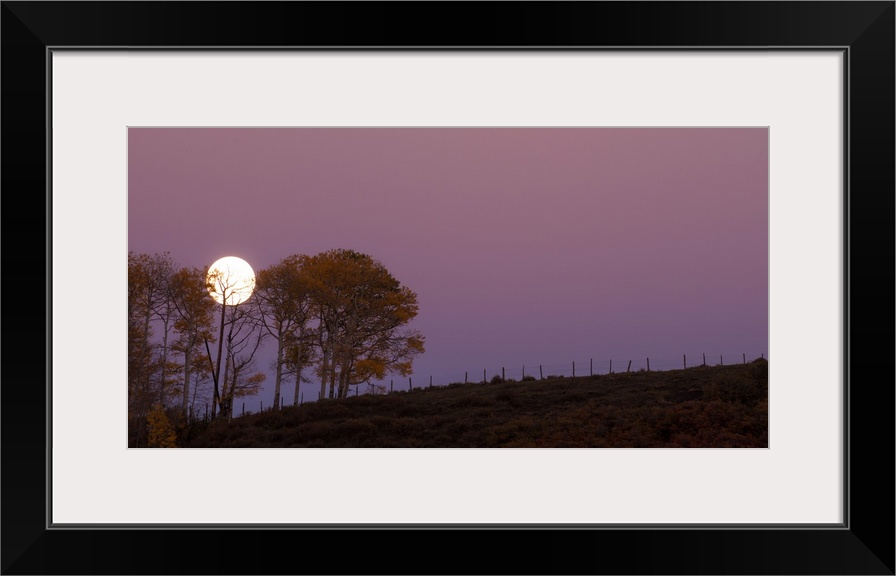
left=223, top=363, right=240, bottom=419
left=140, top=307, right=153, bottom=399
left=319, top=328, right=332, bottom=401
left=134, top=307, right=154, bottom=447
left=212, top=303, right=227, bottom=419
left=293, top=340, right=304, bottom=406
left=273, top=335, right=284, bottom=411
left=159, top=304, right=171, bottom=406
left=219, top=352, right=231, bottom=417
left=181, top=342, right=192, bottom=418
left=327, top=338, right=339, bottom=399
left=338, top=363, right=350, bottom=398
left=190, top=371, right=204, bottom=411
left=318, top=349, right=329, bottom=401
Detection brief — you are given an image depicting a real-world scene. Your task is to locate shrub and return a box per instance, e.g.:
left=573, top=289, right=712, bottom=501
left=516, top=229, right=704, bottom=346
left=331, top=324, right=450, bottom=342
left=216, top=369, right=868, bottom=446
left=703, top=375, right=764, bottom=405
left=147, top=404, right=178, bottom=448
left=341, top=418, right=377, bottom=437
left=522, top=375, right=536, bottom=382
left=453, top=395, right=490, bottom=408
left=369, top=414, right=394, bottom=428
left=495, top=389, right=518, bottom=404
left=392, top=417, right=422, bottom=435
left=444, top=421, right=472, bottom=443
left=490, top=374, right=504, bottom=384
left=750, top=359, right=768, bottom=382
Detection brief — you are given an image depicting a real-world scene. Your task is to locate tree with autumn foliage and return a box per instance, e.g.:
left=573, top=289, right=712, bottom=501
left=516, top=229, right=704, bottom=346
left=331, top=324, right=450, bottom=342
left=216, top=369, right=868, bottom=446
left=129, top=248, right=426, bottom=445
left=128, top=251, right=175, bottom=446
left=305, top=249, right=425, bottom=399
left=253, top=255, right=316, bottom=410
left=147, top=404, right=178, bottom=447
left=167, top=266, right=217, bottom=418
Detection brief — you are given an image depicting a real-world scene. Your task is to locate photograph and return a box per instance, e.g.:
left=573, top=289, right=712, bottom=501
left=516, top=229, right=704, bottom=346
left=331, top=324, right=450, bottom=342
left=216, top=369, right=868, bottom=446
left=128, top=127, right=768, bottom=448
left=3, top=0, right=891, bottom=573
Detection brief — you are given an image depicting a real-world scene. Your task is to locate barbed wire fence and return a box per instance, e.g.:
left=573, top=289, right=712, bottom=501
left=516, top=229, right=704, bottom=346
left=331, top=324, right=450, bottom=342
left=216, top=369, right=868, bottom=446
left=194, top=351, right=767, bottom=422
left=389, top=351, right=766, bottom=390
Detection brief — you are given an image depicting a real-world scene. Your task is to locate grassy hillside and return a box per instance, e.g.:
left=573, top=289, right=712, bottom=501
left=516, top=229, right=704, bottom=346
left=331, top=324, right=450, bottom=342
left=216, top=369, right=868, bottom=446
left=184, top=359, right=768, bottom=448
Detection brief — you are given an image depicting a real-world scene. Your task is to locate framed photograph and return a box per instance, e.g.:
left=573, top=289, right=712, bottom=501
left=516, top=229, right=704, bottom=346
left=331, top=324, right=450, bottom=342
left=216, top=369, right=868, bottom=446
left=3, top=2, right=892, bottom=574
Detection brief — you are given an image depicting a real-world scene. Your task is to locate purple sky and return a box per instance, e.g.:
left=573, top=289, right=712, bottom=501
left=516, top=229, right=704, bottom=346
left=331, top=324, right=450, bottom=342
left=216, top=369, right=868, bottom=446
left=129, top=127, right=767, bottom=404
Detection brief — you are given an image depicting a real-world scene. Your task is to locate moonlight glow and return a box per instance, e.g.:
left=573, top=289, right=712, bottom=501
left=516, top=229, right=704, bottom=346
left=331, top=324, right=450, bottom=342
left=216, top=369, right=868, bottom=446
left=207, top=256, right=256, bottom=306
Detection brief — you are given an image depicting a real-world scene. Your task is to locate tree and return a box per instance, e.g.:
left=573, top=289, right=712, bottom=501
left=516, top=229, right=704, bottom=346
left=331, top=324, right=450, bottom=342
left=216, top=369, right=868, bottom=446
left=283, top=336, right=318, bottom=405
left=254, top=255, right=315, bottom=410
left=205, top=259, right=256, bottom=419
left=305, top=249, right=425, bottom=399
left=147, top=404, right=178, bottom=448
left=218, top=300, right=267, bottom=417
left=128, top=253, right=153, bottom=411
left=184, top=357, right=214, bottom=418
left=168, top=266, right=217, bottom=419
left=128, top=251, right=175, bottom=446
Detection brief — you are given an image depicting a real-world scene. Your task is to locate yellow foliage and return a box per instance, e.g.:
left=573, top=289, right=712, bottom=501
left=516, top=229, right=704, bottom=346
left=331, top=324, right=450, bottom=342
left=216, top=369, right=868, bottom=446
left=147, top=404, right=178, bottom=448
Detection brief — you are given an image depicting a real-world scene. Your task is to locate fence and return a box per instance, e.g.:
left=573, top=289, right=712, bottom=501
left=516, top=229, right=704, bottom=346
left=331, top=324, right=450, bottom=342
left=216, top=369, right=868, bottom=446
left=185, top=397, right=292, bottom=422
left=196, top=351, right=767, bottom=421
left=386, top=352, right=767, bottom=391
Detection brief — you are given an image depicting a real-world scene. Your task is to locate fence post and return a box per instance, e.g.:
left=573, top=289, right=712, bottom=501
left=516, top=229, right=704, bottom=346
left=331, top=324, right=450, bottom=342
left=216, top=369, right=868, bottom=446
left=539, top=365, right=543, bottom=380
left=356, top=387, right=359, bottom=396
left=483, top=369, right=486, bottom=384
left=720, top=355, right=723, bottom=366
left=409, top=377, right=413, bottom=390
left=743, top=353, right=746, bottom=364
left=609, top=359, right=612, bottom=374
left=260, top=400, right=263, bottom=412
left=205, top=404, right=208, bottom=420
left=703, top=353, right=706, bottom=367
left=430, top=375, right=433, bottom=389
left=590, top=358, right=593, bottom=376
left=390, top=380, right=394, bottom=393
left=647, top=357, right=650, bottom=371
left=627, top=360, right=631, bottom=373
left=301, top=392, right=303, bottom=405
left=281, top=397, right=284, bottom=409
left=242, top=402, right=245, bottom=417
left=522, top=365, right=525, bottom=380
left=761, top=353, right=764, bottom=359
left=572, top=361, right=575, bottom=377
left=465, top=372, right=468, bottom=384
left=502, top=367, right=505, bottom=381
left=683, top=354, right=687, bottom=369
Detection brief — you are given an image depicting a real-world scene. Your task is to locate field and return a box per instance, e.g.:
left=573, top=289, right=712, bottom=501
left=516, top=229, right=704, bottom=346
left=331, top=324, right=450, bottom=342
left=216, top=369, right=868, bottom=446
left=183, top=359, right=768, bottom=448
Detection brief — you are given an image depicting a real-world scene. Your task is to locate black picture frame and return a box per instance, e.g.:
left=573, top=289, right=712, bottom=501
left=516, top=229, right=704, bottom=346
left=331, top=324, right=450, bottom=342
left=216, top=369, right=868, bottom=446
left=2, top=2, right=893, bottom=574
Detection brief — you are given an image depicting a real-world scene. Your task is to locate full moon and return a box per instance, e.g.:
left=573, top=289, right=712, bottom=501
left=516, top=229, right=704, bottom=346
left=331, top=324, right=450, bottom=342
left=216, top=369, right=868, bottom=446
left=207, top=256, right=256, bottom=306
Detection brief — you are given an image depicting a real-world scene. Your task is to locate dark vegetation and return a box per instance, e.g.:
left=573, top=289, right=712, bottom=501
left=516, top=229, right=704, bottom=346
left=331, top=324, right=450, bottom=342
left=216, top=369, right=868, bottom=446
left=184, top=359, right=768, bottom=448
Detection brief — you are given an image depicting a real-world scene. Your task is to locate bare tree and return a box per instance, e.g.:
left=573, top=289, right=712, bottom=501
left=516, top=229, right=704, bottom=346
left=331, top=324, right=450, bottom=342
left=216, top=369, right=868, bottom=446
left=205, top=259, right=255, bottom=419
left=218, top=301, right=266, bottom=418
